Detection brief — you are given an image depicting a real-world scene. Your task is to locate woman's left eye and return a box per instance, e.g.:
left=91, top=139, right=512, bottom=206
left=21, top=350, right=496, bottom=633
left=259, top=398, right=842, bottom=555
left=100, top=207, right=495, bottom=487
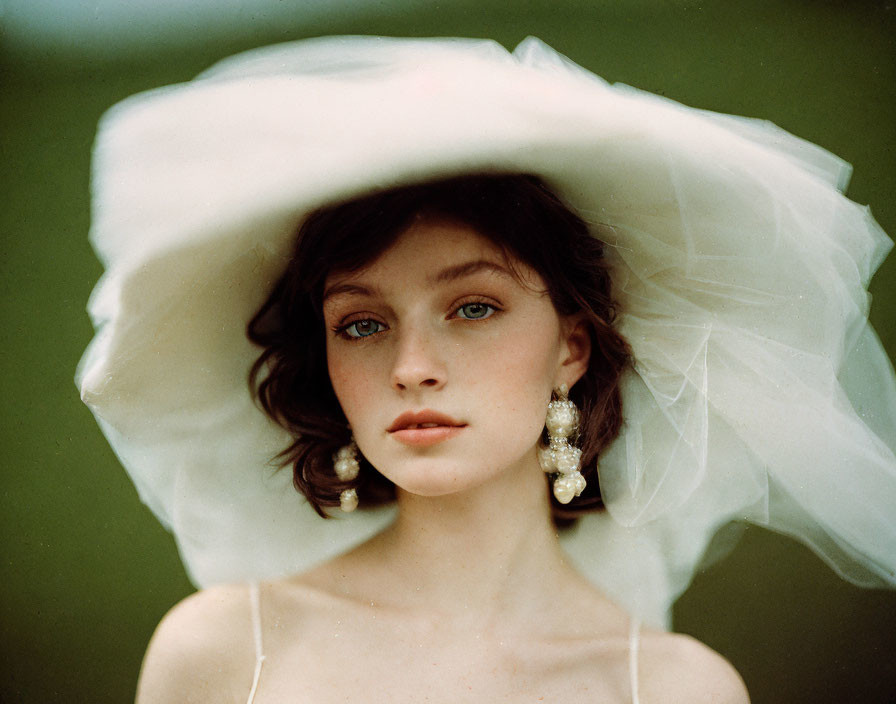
left=455, top=302, right=496, bottom=320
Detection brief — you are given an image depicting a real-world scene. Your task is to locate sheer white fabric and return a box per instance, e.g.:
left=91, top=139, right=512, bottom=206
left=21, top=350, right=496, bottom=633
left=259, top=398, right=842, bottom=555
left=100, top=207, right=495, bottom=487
left=76, top=36, right=896, bottom=628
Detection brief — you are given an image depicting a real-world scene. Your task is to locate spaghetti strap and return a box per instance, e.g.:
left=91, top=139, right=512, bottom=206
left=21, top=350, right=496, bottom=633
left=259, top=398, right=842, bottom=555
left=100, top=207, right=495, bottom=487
left=246, top=581, right=266, bottom=704
left=628, top=616, right=641, bottom=704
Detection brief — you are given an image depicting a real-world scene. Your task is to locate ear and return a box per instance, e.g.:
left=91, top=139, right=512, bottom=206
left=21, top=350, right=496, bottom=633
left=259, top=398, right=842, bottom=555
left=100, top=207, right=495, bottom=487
left=556, top=315, right=591, bottom=390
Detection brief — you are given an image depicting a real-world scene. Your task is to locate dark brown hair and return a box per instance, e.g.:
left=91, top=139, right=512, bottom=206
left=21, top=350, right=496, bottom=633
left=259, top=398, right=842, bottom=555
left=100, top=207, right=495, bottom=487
left=248, top=173, right=630, bottom=525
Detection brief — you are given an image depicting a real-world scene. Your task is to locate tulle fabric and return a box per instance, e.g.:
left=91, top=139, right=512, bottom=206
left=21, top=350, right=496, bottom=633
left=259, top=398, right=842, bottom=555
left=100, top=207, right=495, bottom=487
left=76, top=36, right=896, bottom=627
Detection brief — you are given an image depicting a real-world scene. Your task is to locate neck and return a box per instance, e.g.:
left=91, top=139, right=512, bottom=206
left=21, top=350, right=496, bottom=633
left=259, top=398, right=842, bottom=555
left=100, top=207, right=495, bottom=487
left=343, top=452, right=578, bottom=630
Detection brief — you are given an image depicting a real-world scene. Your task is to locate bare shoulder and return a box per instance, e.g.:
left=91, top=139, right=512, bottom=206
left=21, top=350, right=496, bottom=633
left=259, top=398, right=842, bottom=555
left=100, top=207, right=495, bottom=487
left=638, top=630, right=750, bottom=704
left=136, top=582, right=258, bottom=704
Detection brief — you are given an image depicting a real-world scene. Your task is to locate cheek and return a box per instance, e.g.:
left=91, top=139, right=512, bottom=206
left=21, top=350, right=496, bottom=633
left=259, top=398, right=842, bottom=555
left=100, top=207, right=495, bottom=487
left=465, top=315, right=562, bottom=434
left=326, top=344, right=378, bottom=427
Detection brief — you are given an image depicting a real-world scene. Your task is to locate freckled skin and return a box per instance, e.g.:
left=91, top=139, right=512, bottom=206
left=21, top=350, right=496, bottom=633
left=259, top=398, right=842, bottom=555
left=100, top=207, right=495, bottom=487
left=323, top=217, right=575, bottom=498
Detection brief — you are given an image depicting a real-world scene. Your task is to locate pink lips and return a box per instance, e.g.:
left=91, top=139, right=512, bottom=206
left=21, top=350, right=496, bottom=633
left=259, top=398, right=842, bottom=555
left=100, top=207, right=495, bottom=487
left=388, top=410, right=467, bottom=447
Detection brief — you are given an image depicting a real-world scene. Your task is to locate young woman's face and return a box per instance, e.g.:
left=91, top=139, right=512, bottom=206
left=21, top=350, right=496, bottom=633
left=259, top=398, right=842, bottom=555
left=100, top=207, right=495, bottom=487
left=322, top=217, right=589, bottom=498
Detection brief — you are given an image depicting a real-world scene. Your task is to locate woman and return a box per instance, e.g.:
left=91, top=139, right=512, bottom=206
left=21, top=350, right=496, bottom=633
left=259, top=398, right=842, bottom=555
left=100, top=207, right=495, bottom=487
left=77, top=36, right=896, bottom=702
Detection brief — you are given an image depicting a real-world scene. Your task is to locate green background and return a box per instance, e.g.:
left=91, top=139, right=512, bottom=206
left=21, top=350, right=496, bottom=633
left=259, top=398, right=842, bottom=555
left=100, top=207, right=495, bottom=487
left=2, top=1, right=895, bottom=702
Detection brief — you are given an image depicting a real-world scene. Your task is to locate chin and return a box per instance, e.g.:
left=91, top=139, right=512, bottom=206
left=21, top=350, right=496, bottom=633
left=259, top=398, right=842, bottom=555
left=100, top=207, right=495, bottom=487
left=378, top=448, right=539, bottom=499
left=383, top=458, right=486, bottom=497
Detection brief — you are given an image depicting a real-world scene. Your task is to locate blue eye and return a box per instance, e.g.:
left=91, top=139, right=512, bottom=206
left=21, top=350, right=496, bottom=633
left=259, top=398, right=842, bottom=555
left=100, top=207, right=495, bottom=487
left=342, top=319, right=384, bottom=338
left=456, top=302, right=495, bottom=320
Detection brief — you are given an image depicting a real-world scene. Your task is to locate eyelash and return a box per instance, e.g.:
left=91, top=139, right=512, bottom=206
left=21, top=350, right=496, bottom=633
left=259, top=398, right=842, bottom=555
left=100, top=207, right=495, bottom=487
left=332, top=298, right=501, bottom=341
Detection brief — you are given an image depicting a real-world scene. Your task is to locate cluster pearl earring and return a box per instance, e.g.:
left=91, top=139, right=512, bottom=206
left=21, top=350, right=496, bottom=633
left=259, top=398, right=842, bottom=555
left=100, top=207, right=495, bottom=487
left=333, top=439, right=360, bottom=512
left=538, top=384, right=586, bottom=504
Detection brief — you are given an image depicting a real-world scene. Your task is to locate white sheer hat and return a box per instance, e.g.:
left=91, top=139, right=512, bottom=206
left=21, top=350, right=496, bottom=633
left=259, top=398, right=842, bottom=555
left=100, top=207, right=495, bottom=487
left=76, top=35, right=896, bottom=628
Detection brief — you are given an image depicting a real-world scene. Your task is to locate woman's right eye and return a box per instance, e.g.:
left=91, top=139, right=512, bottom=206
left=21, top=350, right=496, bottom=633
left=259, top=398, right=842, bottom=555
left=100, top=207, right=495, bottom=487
left=340, top=319, right=385, bottom=339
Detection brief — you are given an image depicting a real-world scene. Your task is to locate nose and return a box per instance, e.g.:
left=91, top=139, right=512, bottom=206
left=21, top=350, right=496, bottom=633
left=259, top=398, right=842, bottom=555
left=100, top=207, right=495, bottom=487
left=390, top=325, right=447, bottom=392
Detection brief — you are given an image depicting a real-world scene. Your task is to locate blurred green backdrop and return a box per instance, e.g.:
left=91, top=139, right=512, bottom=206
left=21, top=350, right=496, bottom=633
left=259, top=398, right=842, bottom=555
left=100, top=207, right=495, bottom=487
left=2, top=1, right=894, bottom=702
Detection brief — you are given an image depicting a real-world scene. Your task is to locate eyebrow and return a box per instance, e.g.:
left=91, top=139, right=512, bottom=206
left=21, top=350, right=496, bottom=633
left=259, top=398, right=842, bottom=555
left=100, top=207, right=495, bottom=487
left=322, top=259, right=514, bottom=303
left=430, top=259, right=515, bottom=285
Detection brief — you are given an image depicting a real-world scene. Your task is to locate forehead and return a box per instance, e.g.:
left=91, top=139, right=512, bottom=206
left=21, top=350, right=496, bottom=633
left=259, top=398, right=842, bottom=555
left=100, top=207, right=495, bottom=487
left=324, top=216, right=533, bottom=288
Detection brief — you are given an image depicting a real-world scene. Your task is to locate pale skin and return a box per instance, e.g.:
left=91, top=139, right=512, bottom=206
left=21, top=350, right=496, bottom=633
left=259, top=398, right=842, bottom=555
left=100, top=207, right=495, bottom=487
left=136, top=217, right=750, bottom=703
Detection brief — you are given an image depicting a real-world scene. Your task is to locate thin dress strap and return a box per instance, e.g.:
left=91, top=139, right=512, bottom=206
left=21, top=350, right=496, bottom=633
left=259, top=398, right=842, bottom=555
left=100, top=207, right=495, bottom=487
left=628, top=616, right=641, bottom=704
left=246, top=581, right=266, bottom=704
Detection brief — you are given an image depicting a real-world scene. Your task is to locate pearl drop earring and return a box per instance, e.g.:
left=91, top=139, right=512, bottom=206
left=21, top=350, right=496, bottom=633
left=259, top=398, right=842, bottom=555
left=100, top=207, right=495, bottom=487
left=538, top=384, right=586, bottom=504
left=333, top=438, right=360, bottom=512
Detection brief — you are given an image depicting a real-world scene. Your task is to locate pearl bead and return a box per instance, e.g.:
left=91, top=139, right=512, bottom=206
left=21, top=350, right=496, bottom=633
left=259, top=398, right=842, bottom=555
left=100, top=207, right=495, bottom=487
left=339, top=488, right=358, bottom=512
left=553, top=475, right=576, bottom=504
left=336, top=445, right=356, bottom=460
left=555, top=445, right=581, bottom=474
left=334, top=457, right=359, bottom=481
left=572, top=471, right=586, bottom=496
left=546, top=400, right=577, bottom=438
left=537, top=445, right=555, bottom=472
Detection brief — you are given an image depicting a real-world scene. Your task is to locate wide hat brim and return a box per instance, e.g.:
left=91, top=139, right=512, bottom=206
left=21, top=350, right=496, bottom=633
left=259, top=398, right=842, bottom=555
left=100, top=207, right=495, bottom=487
left=77, top=36, right=896, bottom=627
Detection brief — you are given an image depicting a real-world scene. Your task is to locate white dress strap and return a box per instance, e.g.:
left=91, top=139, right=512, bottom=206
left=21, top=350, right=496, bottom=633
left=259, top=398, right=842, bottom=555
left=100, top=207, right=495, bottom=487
left=246, top=581, right=266, bottom=704
left=628, top=617, right=641, bottom=704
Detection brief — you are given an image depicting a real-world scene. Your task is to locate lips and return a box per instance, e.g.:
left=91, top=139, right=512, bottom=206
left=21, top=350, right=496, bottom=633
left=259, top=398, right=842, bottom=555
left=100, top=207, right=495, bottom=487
left=388, top=410, right=467, bottom=447
left=388, top=410, right=465, bottom=432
